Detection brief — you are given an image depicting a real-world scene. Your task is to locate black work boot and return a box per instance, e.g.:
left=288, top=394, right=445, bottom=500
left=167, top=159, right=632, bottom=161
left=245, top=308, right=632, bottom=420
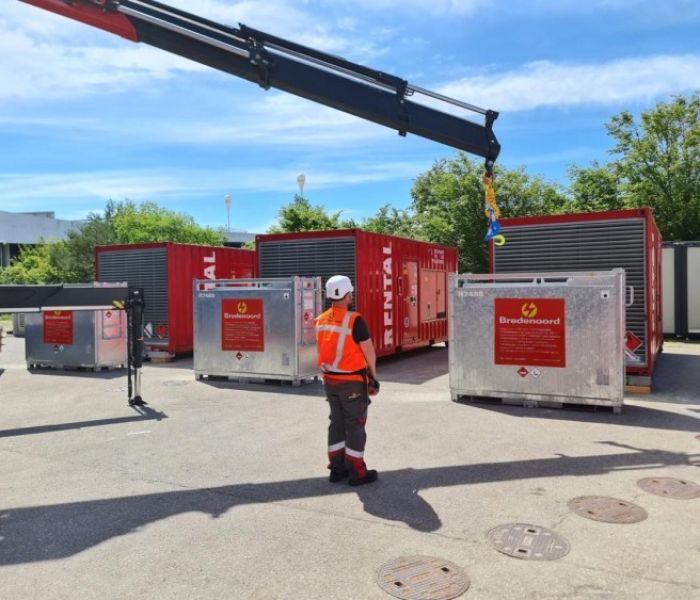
left=328, top=455, right=349, bottom=483
left=329, top=468, right=350, bottom=483
left=349, top=469, right=378, bottom=486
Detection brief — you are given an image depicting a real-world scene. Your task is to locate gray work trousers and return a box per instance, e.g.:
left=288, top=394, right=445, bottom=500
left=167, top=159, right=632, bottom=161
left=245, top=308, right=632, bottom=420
left=324, top=379, right=370, bottom=476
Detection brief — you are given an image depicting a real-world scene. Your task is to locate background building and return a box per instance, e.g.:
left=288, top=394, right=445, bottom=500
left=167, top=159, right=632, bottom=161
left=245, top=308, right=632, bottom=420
left=0, top=211, right=83, bottom=267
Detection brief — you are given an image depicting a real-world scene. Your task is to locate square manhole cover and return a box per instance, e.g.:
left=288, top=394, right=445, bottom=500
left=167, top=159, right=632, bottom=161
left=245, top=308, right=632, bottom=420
left=637, top=477, right=700, bottom=500
left=378, top=556, right=469, bottom=600
left=487, top=523, right=570, bottom=561
left=568, top=496, right=647, bottom=523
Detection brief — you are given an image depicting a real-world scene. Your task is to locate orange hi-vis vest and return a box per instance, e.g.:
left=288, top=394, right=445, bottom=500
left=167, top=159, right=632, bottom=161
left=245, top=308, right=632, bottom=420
left=314, top=307, right=367, bottom=382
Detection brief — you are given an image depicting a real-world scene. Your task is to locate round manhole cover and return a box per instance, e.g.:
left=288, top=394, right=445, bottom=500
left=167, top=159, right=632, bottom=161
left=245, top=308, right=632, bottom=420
left=487, top=523, right=570, bottom=561
left=637, top=477, right=700, bottom=500
left=377, top=556, right=469, bottom=600
left=568, top=496, right=647, bottom=523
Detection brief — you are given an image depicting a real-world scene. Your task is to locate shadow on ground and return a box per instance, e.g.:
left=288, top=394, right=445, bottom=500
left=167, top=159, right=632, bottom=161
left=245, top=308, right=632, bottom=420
left=457, top=400, right=700, bottom=433
left=649, top=352, right=700, bottom=403
left=0, top=406, right=167, bottom=439
left=2, top=442, right=697, bottom=565
left=27, top=367, right=126, bottom=381
left=371, top=344, right=448, bottom=385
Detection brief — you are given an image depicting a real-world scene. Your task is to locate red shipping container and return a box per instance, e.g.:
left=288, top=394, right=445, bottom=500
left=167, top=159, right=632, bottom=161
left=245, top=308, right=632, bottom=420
left=95, top=242, right=255, bottom=356
left=256, top=229, right=458, bottom=357
left=490, top=208, right=662, bottom=385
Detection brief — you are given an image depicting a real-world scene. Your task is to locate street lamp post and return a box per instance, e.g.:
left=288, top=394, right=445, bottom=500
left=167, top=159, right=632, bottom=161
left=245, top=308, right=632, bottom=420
left=224, top=194, right=231, bottom=231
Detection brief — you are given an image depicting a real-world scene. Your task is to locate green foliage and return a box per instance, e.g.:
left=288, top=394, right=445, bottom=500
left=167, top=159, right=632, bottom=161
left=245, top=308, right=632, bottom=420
left=410, top=153, right=568, bottom=273
left=606, top=93, right=700, bottom=240
left=360, top=204, right=419, bottom=238
left=0, top=243, right=62, bottom=284
left=566, top=162, right=624, bottom=212
left=0, top=200, right=225, bottom=284
left=267, top=195, right=356, bottom=232
left=112, top=201, right=224, bottom=245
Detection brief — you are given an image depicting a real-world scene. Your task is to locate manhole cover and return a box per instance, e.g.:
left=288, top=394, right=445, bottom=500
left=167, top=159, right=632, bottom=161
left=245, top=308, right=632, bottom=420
left=568, top=496, right=647, bottom=523
left=637, top=477, right=700, bottom=500
left=377, top=556, right=469, bottom=600
left=487, top=523, right=570, bottom=561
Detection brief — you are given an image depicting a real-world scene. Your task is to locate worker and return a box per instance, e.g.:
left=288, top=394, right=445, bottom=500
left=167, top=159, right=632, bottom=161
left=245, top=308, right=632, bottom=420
left=315, top=275, right=379, bottom=486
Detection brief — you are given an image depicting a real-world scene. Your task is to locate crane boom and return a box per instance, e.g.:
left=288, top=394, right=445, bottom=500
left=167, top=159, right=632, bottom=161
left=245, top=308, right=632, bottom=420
left=20, top=0, right=500, bottom=168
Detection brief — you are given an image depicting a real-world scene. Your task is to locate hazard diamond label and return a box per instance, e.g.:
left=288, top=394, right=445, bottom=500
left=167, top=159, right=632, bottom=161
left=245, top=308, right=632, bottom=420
left=625, top=331, right=642, bottom=353
left=518, top=367, right=529, bottom=378
left=235, top=352, right=244, bottom=360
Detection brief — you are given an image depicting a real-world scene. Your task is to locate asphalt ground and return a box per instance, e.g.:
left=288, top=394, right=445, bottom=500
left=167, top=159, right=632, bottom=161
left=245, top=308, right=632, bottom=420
left=1, top=335, right=699, bottom=600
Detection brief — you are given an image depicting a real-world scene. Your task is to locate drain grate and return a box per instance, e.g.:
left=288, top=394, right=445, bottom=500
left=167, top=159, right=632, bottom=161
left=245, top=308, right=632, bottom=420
left=638, top=477, right=700, bottom=500
left=568, top=496, right=647, bottom=523
left=487, top=523, right=570, bottom=561
left=377, top=556, right=469, bottom=600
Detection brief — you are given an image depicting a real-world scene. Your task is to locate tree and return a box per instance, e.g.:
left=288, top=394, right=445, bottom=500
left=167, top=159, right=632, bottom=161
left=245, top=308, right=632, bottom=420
left=0, top=243, right=61, bottom=284
left=411, top=153, right=568, bottom=273
left=111, top=201, right=224, bottom=245
left=0, top=200, right=225, bottom=284
left=268, top=195, right=356, bottom=232
left=360, top=204, right=419, bottom=238
left=607, top=93, right=700, bottom=240
left=566, top=162, right=624, bottom=213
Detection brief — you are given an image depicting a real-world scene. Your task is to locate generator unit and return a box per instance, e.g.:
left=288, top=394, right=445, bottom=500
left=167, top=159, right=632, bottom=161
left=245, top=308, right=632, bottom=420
left=492, top=208, right=662, bottom=386
left=256, top=230, right=458, bottom=357
left=95, top=242, right=255, bottom=357
left=662, top=241, right=700, bottom=339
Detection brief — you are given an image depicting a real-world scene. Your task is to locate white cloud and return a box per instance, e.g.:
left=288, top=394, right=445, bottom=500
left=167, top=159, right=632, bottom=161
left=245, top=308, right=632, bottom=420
left=433, top=54, right=700, bottom=113
left=0, top=161, right=430, bottom=207
left=0, top=93, right=391, bottom=147
left=0, top=28, right=207, bottom=101
left=336, top=0, right=488, bottom=16
left=0, top=0, right=388, bottom=103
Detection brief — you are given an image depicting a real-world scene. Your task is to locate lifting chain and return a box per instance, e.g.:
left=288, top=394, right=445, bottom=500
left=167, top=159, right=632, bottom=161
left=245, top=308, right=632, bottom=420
left=483, top=170, right=505, bottom=246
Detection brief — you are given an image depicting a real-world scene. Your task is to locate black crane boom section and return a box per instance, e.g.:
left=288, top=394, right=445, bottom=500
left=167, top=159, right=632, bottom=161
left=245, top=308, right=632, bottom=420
left=20, top=0, right=500, bottom=167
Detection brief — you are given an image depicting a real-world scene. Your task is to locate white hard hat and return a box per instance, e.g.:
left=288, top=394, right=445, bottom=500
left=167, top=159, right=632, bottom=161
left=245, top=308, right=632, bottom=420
left=326, top=275, right=354, bottom=300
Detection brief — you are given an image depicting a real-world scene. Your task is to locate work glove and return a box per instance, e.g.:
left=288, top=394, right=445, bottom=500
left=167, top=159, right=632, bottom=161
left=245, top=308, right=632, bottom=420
left=368, top=377, right=380, bottom=396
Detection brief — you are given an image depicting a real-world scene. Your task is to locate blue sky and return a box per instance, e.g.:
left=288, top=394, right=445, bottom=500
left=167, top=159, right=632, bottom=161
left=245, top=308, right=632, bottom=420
left=2, top=0, right=699, bottom=233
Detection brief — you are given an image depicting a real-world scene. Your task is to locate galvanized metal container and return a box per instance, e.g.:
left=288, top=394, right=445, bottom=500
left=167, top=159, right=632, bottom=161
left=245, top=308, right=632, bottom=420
left=193, top=277, right=322, bottom=384
left=12, top=312, right=26, bottom=337
left=256, top=229, right=458, bottom=357
left=492, top=208, right=662, bottom=386
left=24, top=283, right=127, bottom=370
left=662, top=241, right=700, bottom=339
left=449, top=271, right=625, bottom=411
left=95, top=242, right=255, bottom=357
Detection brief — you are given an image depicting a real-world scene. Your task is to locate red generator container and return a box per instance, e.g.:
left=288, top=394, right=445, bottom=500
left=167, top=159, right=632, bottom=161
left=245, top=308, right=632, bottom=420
left=491, top=208, right=663, bottom=386
left=95, top=242, right=255, bottom=357
left=255, top=229, right=458, bottom=357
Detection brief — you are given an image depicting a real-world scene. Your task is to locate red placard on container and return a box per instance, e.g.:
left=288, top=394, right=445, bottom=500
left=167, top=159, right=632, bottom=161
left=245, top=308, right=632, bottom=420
left=494, top=298, right=566, bottom=367
left=221, top=298, right=264, bottom=352
left=43, top=311, right=74, bottom=345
